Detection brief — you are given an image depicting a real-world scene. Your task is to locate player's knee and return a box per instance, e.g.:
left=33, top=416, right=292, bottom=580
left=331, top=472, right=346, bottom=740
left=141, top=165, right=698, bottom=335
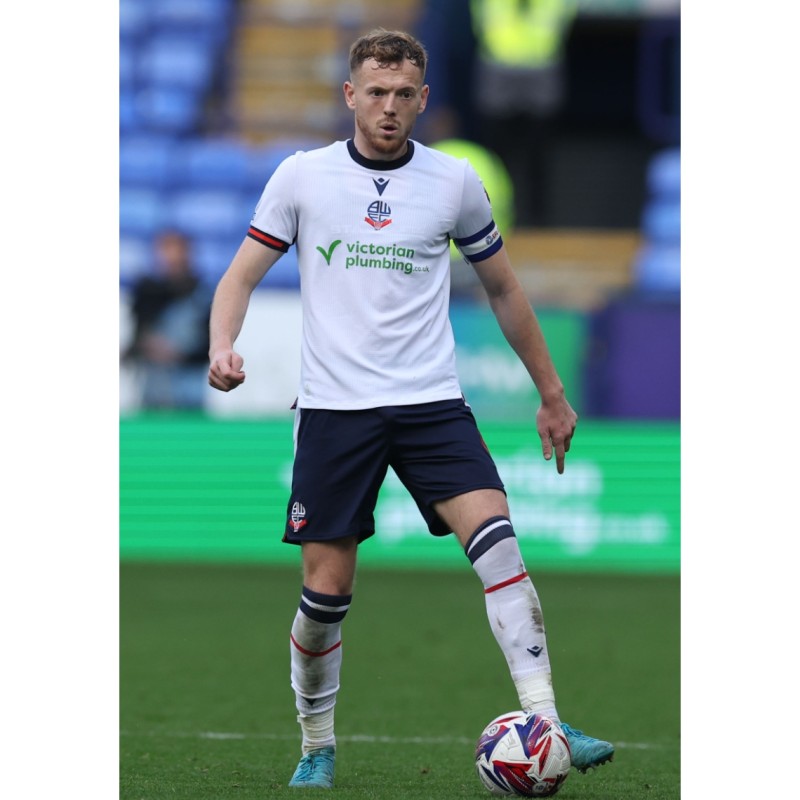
left=301, top=537, right=358, bottom=595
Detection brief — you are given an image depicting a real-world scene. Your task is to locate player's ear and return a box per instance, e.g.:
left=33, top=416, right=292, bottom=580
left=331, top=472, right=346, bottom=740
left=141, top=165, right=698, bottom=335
left=418, top=84, right=429, bottom=114
left=343, top=81, right=356, bottom=110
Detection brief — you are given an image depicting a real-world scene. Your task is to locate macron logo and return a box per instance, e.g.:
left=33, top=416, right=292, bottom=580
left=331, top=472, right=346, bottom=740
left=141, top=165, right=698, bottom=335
left=316, top=240, right=342, bottom=265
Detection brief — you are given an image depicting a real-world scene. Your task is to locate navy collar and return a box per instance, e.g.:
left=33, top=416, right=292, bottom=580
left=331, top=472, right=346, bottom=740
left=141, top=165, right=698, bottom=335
left=347, top=139, right=415, bottom=170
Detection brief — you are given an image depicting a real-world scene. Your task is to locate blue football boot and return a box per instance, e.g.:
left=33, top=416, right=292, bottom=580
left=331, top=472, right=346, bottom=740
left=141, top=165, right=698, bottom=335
left=560, top=723, right=615, bottom=772
left=288, top=746, right=336, bottom=788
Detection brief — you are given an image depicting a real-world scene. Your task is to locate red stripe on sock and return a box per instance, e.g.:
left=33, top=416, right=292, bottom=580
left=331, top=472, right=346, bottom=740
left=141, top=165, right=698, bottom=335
left=484, top=571, right=528, bottom=594
left=290, top=634, right=342, bottom=657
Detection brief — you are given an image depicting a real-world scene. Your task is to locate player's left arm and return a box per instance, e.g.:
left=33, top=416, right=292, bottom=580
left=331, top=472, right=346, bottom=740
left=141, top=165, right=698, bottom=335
left=471, top=245, right=578, bottom=474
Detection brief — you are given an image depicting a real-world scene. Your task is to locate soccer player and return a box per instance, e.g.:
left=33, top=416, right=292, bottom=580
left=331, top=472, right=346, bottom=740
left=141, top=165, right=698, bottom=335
left=208, top=29, right=614, bottom=790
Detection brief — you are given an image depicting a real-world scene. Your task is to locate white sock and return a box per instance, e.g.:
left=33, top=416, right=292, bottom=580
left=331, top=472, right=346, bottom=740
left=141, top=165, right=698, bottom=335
left=465, top=516, right=559, bottom=720
left=290, top=586, right=351, bottom=752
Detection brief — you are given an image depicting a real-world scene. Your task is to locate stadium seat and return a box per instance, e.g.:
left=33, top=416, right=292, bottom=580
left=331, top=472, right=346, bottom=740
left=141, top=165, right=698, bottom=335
left=150, top=0, right=234, bottom=43
left=192, top=236, right=243, bottom=284
left=119, top=235, right=153, bottom=285
left=246, top=138, right=324, bottom=192
left=134, top=87, right=203, bottom=134
left=174, top=138, right=253, bottom=189
left=120, top=0, right=154, bottom=42
left=240, top=185, right=263, bottom=214
left=646, top=147, right=680, bottom=199
left=119, top=42, right=137, bottom=90
left=120, top=188, right=169, bottom=238
left=633, top=147, right=681, bottom=291
left=641, top=199, right=680, bottom=245
left=633, top=243, right=680, bottom=292
left=138, top=35, right=216, bottom=92
left=119, top=90, right=141, bottom=134
left=246, top=149, right=286, bottom=193
left=193, top=234, right=300, bottom=291
left=167, top=189, right=253, bottom=239
left=259, top=246, right=301, bottom=290
left=119, top=135, right=180, bottom=190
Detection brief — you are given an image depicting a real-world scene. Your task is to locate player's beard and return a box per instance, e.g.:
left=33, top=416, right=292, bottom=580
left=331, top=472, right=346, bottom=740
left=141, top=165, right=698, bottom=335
left=355, top=113, right=413, bottom=160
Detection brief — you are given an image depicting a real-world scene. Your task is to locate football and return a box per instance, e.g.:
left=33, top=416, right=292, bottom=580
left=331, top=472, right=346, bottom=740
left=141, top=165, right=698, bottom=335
left=475, top=711, right=572, bottom=797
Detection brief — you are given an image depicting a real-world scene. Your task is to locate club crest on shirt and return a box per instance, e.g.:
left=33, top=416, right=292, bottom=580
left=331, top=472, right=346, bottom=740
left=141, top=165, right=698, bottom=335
left=365, top=200, right=392, bottom=230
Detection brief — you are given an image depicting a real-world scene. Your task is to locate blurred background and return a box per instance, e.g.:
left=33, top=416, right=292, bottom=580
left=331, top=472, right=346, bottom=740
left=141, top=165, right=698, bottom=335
left=119, top=0, right=680, bottom=574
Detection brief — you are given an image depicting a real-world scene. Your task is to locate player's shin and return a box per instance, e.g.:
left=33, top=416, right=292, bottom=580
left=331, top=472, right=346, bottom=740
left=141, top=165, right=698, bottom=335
left=464, top=516, right=559, bottom=721
left=289, top=587, right=351, bottom=753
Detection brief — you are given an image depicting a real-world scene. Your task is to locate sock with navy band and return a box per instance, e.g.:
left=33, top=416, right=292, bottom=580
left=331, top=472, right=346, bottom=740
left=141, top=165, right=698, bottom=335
left=290, top=586, right=351, bottom=753
left=465, top=516, right=559, bottom=721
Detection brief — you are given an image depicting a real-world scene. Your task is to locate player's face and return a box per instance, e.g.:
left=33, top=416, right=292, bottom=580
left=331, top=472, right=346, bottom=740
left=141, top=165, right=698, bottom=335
left=344, top=58, right=429, bottom=160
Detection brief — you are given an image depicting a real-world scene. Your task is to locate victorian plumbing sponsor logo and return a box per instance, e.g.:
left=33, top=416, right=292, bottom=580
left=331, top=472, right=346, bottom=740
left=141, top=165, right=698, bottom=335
left=315, top=239, right=429, bottom=276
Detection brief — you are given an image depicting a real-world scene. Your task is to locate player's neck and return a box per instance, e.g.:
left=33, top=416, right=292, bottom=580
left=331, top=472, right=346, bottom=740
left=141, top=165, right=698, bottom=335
left=353, top=129, right=408, bottom=159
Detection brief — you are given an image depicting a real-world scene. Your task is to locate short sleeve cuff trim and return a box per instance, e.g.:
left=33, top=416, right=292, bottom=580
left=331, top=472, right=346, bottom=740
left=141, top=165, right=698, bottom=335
left=247, top=226, right=290, bottom=252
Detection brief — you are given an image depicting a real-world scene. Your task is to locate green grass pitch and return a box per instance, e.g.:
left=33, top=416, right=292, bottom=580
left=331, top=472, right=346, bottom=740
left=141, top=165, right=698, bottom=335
left=120, top=562, right=679, bottom=798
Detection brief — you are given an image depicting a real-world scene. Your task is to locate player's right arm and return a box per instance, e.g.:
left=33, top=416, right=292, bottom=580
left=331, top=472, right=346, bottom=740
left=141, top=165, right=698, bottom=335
left=208, top=236, right=283, bottom=392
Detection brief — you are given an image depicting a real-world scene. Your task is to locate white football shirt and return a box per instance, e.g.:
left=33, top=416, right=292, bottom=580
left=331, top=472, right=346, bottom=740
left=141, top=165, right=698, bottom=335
left=248, top=139, right=503, bottom=409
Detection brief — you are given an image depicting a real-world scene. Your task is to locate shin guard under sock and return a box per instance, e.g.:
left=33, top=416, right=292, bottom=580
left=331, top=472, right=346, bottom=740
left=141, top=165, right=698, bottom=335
left=465, top=516, right=559, bottom=720
left=290, top=586, right=351, bottom=752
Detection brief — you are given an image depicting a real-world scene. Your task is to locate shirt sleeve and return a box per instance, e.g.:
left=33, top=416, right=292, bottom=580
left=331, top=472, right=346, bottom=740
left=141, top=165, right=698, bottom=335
left=247, top=154, right=298, bottom=252
left=450, top=161, right=504, bottom=263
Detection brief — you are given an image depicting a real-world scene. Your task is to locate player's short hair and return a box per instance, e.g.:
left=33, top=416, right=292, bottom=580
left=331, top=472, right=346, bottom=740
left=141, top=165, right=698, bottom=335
left=348, top=29, right=428, bottom=81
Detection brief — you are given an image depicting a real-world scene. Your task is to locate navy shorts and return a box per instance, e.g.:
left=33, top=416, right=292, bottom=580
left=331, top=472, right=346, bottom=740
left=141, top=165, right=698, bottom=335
left=283, top=398, right=505, bottom=544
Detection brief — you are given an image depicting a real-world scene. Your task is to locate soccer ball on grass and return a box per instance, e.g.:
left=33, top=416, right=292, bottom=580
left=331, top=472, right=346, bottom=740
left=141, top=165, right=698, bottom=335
left=475, top=711, right=571, bottom=797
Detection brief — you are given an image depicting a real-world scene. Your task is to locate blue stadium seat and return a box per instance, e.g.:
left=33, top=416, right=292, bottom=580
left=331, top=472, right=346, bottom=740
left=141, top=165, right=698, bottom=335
left=134, top=87, right=203, bottom=134
left=167, top=189, right=253, bottom=239
left=646, top=148, right=680, bottom=199
left=247, top=151, right=292, bottom=191
left=240, top=186, right=263, bottom=214
left=641, top=199, right=680, bottom=244
left=246, top=139, right=324, bottom=191
left=119, top=90, right=141, bottom=134
left=120, top=189, right=169, bottom=238
left=174, top=138, right=252, bottom=189
left=138, top=35, right=216, bottom=92
left=120, top=235, right=153, bottom=285
left=193, top=234, right=300, bottom=290
left=633, top=147, right=681, bottom=291
left=259, top=247, right=301, bottom=290
left=119, top=135, right=180, bottom=190
left=150, top=0, right=233, bottom=45
left=633, top=243, right=680, bottom=292
left=120, top=0, right=154, bottom=42
left=120, top=42, right=137, bottom=90
left=193, top=236, right=243, bottom=284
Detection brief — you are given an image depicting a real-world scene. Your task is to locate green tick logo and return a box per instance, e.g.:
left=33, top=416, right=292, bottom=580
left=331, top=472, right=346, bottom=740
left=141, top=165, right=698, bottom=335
left=316, top=240, right=342, bottom=265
